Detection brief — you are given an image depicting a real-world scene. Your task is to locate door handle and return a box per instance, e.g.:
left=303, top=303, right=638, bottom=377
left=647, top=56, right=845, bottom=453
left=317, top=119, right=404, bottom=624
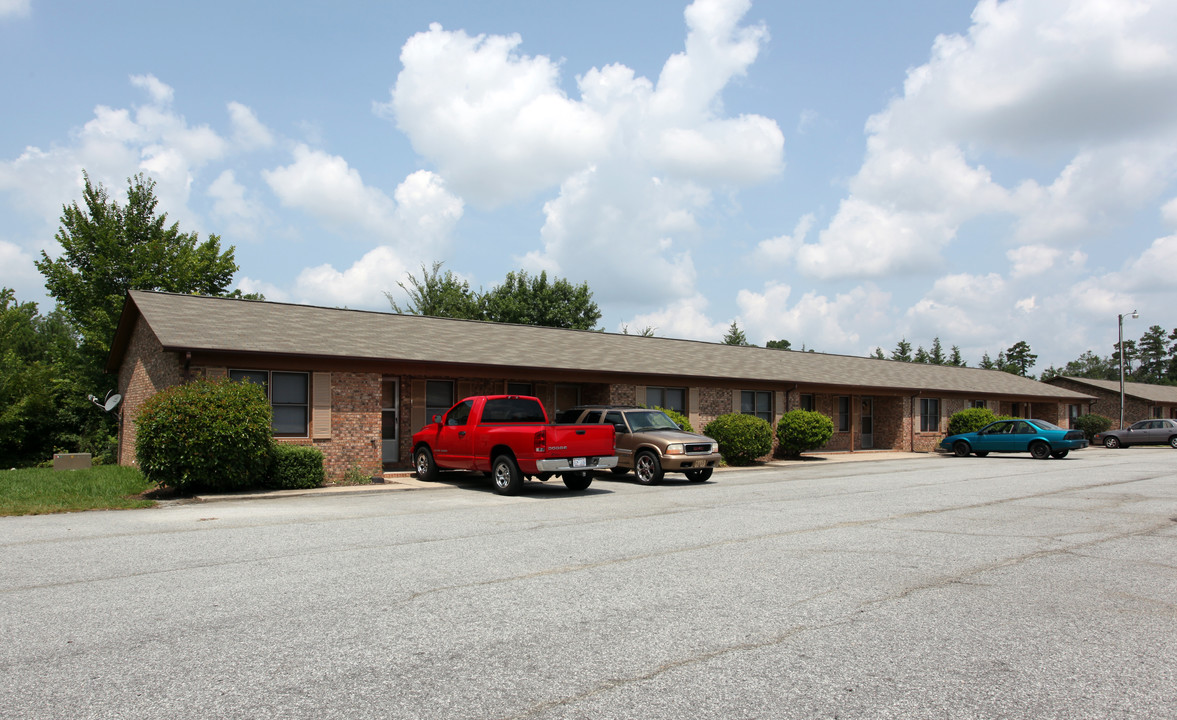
left=576, top=430, right=586, bottom=435
left=459, top=431, right=466, bottom=437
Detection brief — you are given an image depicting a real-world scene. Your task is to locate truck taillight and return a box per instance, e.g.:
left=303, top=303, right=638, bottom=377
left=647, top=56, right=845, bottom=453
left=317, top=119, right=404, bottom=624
left=534, top=429, right=546, bottom=454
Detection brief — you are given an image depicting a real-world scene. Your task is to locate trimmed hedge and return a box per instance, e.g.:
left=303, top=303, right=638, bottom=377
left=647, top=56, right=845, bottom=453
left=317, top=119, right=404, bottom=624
left=135, top=379, right=272, bottom=492
left=703, top=413, right=773, bottom=465
left=775, top=410, right=834, bottom=458
left=947, top=407, right=997, bottom=436
left=268, top=444, right=325, bottom=490
left=1072, top=413, right=1112, bottom=443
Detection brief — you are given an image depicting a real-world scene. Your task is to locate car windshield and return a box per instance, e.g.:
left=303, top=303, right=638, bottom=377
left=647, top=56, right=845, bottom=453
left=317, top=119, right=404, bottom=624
left=624, top=410, right=680, bottom=432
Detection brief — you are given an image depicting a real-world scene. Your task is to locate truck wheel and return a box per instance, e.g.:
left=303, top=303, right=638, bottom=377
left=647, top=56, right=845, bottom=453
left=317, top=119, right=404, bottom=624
left=684, top=468, right=712, bottom=482
left=414, top=447, right=438, bottom=482
left=634, top=451, right=663, bottom=485
left=563, top=471, right=592, bottom=491
left=490, top=455, right=523, bottom=495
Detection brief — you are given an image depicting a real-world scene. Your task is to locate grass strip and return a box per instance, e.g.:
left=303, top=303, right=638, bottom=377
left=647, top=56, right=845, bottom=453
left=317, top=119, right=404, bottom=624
left=0, top=465, right=156, bottom=516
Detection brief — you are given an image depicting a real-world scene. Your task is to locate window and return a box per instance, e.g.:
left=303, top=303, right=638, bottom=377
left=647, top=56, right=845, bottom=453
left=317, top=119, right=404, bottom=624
left=920, top=398, right=940, bottom=433
left=230, top=370, right=309, bottom=437
left=800, top=394, right=815, bottom=411
left=647, top=387, right=686, bottom=414
left=741, top=391, right=772, bottom=422
left=481, top=397, right=546, bottom=423
left=970, top=400, right=987, bottom=409
left=1068, top=404, right=1082, bottom=423
left=506, top=382, right=533, bottom=396
left=445, top=400, right=473, bottom=426
left=836, top=397, right=850, bottom=432
left=1153, top=407, right=1164, bottom=419
left=1010, top=402, right=1023, bottom=418
left=425, top=380, right=454, bottom=424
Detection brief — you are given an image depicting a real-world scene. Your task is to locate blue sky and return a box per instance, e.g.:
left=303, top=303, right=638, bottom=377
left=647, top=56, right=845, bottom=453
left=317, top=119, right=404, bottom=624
left=2, top=0, right=1175, bottom=372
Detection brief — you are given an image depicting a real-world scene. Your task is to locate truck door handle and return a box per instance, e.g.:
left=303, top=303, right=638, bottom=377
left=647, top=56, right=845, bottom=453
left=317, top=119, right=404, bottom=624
left=576, top=430, right=586, bottom=435
left=459, top=431, right=466, bottom=437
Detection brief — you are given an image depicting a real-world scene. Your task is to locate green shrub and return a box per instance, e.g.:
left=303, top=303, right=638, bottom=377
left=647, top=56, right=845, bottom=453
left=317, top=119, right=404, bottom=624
left=703, top=413, right=773, bottom=465
left=135, top=379, right=273, bottom=493
left=947, top=407, right=998, bottom=436
left=1072, top=413, right=1112, bottom=443
left=338, top=463, right=374, bottom=486
left=267, top=444, right=325, bottom=490
left=654, top=406, right=694, bottom=433
left=774, top=410, right=835, bottom=458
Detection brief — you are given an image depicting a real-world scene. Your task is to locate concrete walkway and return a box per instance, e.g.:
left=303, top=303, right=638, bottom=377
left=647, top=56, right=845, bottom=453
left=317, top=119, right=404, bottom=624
left=192, top=450, right=936, bottom=503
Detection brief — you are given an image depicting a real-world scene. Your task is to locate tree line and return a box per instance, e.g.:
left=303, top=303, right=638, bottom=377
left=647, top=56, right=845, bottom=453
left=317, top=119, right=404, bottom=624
left=721, top=319, right=1177, bottom=385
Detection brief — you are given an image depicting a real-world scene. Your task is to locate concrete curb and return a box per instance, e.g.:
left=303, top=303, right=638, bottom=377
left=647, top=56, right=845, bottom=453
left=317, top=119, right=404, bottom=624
left=191, top=451, right=936, bottom=503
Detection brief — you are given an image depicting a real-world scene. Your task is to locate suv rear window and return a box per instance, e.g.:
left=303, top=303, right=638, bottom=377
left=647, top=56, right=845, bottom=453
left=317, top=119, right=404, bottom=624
left=482, top=397, right=547, bottom=423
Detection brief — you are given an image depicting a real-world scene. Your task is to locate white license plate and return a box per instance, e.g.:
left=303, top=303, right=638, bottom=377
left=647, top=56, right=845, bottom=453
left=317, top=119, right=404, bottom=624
left=572, top=457, right=587, bottom=468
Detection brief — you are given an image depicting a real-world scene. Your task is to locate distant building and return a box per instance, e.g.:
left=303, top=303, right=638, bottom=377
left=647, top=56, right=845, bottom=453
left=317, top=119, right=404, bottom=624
left=1044, top=376, right=1177, bottom=427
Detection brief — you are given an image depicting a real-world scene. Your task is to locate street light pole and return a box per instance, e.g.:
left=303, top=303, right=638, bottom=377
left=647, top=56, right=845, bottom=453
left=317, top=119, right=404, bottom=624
left=1118, top=309, right=1138, bottom=429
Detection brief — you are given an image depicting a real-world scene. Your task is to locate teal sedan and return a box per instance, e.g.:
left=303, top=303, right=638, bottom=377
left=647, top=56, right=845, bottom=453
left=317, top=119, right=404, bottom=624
left=941, top=419, right=1089, bottom=459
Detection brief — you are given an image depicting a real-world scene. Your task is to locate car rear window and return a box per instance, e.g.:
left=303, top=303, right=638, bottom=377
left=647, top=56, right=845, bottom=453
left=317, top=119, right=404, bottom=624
left=482, top=397, right=547, bottom=423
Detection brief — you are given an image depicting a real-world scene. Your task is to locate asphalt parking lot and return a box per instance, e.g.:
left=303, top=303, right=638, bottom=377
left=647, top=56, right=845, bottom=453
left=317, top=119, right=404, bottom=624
left=2, top=447, right=1174, bottom=719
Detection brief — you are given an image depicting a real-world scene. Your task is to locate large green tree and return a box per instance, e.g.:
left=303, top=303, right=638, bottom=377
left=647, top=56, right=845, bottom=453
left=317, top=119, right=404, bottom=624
left=480, top=270, right=601, bottom=330
left=386, top=261, right=480, bottom=319
left=0, top=289, right=107, bottom=466
left=722, top=321, right=752, bottom=346
left=387, top=263, right=602, bottom=331
left=36, top=172, right=239, bottom=364
left=1134, top=325, right=1169, bottom=383
left=891, top=338, right=913, bottom=362
left=1003, top=341, right=1037, bottom=377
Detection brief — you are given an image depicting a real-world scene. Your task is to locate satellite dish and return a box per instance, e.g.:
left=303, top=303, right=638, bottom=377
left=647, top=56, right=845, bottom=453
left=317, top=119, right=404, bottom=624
left=104, top=394, right=123, bottom=412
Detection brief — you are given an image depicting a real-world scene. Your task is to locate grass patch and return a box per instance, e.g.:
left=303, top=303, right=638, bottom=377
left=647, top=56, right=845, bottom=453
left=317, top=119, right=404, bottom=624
left=0, top=465, right=157, bottom=516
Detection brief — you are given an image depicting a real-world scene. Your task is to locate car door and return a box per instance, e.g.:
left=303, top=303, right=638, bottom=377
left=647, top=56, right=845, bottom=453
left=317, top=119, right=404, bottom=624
left=605, top=410, right=635, bottom=465
left=975, top=421, right=1012, bottom=452
left=1009, top=421, right=1035, bottom=451
left=435, top=400, right=475, bottom=469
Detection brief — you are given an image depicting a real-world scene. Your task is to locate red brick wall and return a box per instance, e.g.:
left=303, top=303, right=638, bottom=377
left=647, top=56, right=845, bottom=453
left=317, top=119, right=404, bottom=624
left=116, top=318, right=183, bottom=465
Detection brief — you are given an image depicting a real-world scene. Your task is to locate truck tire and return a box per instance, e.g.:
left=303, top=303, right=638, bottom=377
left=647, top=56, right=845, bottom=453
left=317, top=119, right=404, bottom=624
left=634, top=451, right=663, bottom=485
left=414, top=447, right=438, bottom=482
left=563, top=471, right=592, bottom=491
left=491, top=455, right=524, bottom=495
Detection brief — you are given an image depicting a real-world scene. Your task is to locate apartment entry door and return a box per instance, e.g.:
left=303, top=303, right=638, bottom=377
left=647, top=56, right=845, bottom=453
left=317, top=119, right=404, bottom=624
left=382, top=378, right=400, bottom=468
left=860, top=397, right=874, bottom=449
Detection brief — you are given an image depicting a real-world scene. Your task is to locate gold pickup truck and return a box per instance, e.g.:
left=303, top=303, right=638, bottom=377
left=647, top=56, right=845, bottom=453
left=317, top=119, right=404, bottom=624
left=555, top=405, right=722, bottom=484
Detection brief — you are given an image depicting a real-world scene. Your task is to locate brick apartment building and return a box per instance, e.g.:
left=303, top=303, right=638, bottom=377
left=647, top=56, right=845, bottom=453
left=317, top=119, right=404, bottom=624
left=108, top=291, right=1094, bottom=480
left=1045, top=376, right=1177, bottom=426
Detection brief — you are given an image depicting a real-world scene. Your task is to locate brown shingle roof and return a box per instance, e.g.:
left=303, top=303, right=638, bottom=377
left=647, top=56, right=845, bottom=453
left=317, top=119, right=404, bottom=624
left=1054, top=376, right=1177, bottom=404
left=110, top=291, right=1092, bottom=401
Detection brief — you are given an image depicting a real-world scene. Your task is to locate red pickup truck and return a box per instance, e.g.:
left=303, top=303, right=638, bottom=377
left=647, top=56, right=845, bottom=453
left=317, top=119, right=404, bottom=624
left=411, top=395, right=618, bottom=495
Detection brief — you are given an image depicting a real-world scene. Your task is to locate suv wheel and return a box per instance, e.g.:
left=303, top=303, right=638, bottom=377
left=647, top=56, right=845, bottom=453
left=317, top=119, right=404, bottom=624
left=634, top=451, right=664, bottom=485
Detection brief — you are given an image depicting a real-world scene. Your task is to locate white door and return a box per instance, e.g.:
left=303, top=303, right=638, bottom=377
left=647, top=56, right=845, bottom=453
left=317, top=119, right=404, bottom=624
left=860, top=397, right=874, bottom=449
